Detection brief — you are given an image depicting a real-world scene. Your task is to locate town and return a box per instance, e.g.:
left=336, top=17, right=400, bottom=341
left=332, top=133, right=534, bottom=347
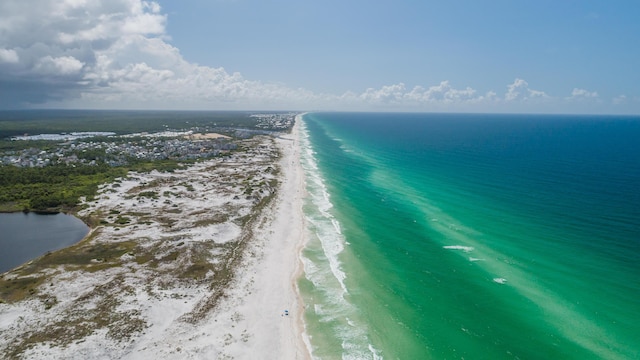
left=0, top=113, right=296, bottom=168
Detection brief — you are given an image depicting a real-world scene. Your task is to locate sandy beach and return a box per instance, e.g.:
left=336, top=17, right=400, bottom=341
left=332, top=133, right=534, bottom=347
left=0, top=117, right=310, bottom=359
left=194, top=117, right=310, bottom=359
left=224, top=117, right=310, bottom=359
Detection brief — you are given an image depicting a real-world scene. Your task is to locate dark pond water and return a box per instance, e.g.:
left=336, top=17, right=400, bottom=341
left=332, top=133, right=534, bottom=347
left=0, top=212, right=89, bottom=273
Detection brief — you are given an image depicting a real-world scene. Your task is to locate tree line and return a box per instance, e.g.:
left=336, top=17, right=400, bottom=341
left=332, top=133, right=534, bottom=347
left=0, top=164, right=128, bottom=212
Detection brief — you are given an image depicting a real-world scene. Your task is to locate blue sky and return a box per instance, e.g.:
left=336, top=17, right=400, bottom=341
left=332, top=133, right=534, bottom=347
left=161, top=1, right=638, bottom=93
left=1, top=0, right=639, bottom=113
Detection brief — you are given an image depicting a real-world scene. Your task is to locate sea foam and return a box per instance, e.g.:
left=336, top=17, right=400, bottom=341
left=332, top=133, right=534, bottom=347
left=443, top=245, right=475, bottom=252
left=299, top=118, right=383, bottom=360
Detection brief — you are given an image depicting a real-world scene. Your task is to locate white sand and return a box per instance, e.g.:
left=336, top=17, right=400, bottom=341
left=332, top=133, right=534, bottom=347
left=119, top=120, right=310, bottom=359
left=0, top=119, right=311, bottom=359
left=174, top=118, right=310, bottom=359
left=214, top=118, right=310, bottom=359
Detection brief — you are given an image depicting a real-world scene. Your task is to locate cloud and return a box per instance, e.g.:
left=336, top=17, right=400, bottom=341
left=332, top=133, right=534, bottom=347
left=35, top=56, right=85, bottom=75
left=350, top=81, right=499, bottom=109
left=408, top=81, right=479, bottom=103
left=0, top=0, right=618, bottom=113
left=568, top=88, right=599, bottom=100
left=0, top=0, right=329, bottom=109
left=505, top=78, right=549, bottom=102
left=0, top=0, right=169, bottom=105
left=359, top=83, right=407, bottom=104
left=0, top=49, right=19, bottom=63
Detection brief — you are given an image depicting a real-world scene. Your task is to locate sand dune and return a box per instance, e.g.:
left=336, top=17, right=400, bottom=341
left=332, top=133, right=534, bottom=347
left=0, top=118, right=309, bottom=359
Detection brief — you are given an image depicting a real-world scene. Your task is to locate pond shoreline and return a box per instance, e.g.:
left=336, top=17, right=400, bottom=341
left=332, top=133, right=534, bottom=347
left=0, top=211, right=90, bottom=274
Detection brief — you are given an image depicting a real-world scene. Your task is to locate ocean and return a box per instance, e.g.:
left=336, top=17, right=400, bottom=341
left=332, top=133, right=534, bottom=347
left=297, top=112, right=640, bottom=359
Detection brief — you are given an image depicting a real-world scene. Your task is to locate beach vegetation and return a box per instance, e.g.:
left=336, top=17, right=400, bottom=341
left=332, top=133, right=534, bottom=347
left=0, top=231, right=138, bottom=303
left=193, top=214, right=229, bottom=227
left=178, top=182, right=195, bottom=192
left=0, top=160, right=188, bottom=213
left=0, top=114, right=291, bottom=355
left=114, top=216, right=131, bottom=225
left=3, top=274, right=147, bottom=358
left=138, top=191, right=159, bottom=199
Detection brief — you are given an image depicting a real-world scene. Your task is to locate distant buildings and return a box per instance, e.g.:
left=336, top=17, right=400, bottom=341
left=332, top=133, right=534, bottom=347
left=1, top=113, right=296, bottom=168
left=1, top=132, right=237, bottom=167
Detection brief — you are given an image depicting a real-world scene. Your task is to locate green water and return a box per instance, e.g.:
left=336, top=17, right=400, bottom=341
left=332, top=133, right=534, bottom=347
left=298, top=112, right=640, bottom=359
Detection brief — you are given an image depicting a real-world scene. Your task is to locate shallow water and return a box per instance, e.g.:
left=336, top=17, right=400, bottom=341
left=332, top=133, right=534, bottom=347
left=299, top=112, right=640, bottom=359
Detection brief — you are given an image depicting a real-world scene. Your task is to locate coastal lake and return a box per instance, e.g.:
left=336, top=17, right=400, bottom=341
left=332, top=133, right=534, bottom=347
left=0, top=212, right=89, bottom=273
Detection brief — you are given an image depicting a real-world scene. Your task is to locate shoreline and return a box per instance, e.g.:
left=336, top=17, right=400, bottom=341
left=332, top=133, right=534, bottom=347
left=288, top=114, right=312, bottom=359
left=214, top=114, right=310, bottom=359
left=0, top=212, right=90, bottom=275
left=245, top=114, right=311, bottom=358
left=0, top=118, right=311, bottom=358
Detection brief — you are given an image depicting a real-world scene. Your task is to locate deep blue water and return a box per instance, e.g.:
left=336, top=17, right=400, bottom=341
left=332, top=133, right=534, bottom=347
left=299, top=112, right=640, bottom=359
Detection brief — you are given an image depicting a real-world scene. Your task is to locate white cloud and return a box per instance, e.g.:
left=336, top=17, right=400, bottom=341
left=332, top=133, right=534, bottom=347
left=0, top=0, right=318, bottom=108
left=505, top=78, right=549, bottom=102
left=359, top=83, right=407, bottom=103
left=142, top=1, right=161, bottom=14
left=568, top=88, right=599, bottom=99
left=35, top=55, right=84, bottom=75
left=408, top=81, right=478, bottom=103
left=353, top=81, right=496, bottom=108
left=0, top=0, right=618, bottom=113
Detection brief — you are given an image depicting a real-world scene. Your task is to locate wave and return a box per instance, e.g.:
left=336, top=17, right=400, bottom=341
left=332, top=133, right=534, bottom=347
left=443, top=245, right=475, bottom=252
left=299, top=112, right=640, bottom=359
left=364, top=144, right=631, bottom=358
left=299, top=117, right=383, bottom=359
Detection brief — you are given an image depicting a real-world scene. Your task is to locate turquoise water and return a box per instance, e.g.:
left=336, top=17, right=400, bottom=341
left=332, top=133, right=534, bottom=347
left=298, top=112, right=640, bottom=359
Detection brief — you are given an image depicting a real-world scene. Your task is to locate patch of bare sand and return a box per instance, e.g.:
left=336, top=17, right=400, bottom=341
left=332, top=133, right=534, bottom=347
left=0, top=122, right=310, bottom=359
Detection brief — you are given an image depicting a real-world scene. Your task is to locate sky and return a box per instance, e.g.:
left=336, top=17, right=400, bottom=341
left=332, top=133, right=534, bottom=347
left=0, top=0, right=639, bottom=114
